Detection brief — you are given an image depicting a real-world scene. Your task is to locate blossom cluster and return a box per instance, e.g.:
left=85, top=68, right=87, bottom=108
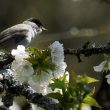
left=4, top=40, right=99, bottom=110
left=11, top=41, right=67, bottom=109
left=10, top=41, right=67, bottom=109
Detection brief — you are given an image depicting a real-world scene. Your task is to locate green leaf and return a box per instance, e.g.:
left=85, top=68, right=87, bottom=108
left=59, top=73, right=68, bottom=83
left=76, top=75, right=98, bottom=84
left=49, top=74, right=68, bottom=93
left=49, top=79, right=66, bottom=92
left=88, top=87, right=95, bottom=96
left=47, top=92, right=62, bottom=100
left=83, top=95, right=101, bottom=108
left=82, top=86, right=101, bottom=108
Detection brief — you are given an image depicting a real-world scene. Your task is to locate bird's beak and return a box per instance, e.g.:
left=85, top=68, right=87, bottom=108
left=41, top=27, right=48, bottom=31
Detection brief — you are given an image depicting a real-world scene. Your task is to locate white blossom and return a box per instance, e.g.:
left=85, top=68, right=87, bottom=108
left=93, top=60, right=110, bottom=84
left=106, top=74, right=110, bottom=84
left=53, top=62, right=67, bottom=78
left=49, top=41, right=64, bottom=63
left=12, top=60, right=34, bottom=82
left=28, top=78, right=52, bottom=95
left=93, top=61, right=107, bottom=72
left=49, top=41, right=67, bottom=78
left=11, top=42, right=67, bottom=95
left=31, top=70, right=53, bottom=85
left=11, top=45, right=34, bottom=82
left=11, top=45, right=29, bottom=61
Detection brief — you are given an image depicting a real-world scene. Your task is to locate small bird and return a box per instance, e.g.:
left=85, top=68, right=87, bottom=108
left=0, top=17, right=46, bottom=50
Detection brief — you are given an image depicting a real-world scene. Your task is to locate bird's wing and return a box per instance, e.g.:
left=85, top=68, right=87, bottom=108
left=0, top=24, right=29, bottom=48
left=0, top=24, right=29, bottom=40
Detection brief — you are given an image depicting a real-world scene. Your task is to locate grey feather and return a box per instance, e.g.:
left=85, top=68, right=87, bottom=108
left=0, top=24, right=30, bottom=50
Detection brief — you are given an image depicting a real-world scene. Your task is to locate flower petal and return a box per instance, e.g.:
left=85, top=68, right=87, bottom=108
left=106, top=74, right=110, bottom=84
left=93, top=61, right=107, bottom=72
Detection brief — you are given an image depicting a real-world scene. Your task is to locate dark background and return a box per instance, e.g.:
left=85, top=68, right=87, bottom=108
left=0, top=0, right=110, bottom=109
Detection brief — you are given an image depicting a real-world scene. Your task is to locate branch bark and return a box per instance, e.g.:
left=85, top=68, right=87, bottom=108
left=64, top=42, right=110, bottom=62
left=0, top=69, right=60, bottom=110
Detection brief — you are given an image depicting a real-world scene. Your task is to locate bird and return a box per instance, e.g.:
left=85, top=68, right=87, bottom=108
left=0, top=17, right=46, bottom=51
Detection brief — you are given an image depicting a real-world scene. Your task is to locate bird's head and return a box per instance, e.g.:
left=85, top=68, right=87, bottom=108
left=24, top=17, right=47, bottom=34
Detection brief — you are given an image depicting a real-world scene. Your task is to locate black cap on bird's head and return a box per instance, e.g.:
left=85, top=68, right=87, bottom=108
left=27, top=17, right=47, bottom=31
left=27, top=17, right=42, bottom=27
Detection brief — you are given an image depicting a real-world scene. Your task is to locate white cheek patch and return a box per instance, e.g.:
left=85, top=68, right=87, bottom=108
left=25, top=26, right=42, bottom=43
left=26, top=32, right=31, bottom=42
left=26, top=29, right=35, bottom=43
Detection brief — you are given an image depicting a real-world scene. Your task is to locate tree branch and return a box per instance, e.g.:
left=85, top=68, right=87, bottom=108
left=0, top=52, right=14, bottom=69
left=0, top=69, right=60, bottom=110
left=64, top=42, right=110, bottom=62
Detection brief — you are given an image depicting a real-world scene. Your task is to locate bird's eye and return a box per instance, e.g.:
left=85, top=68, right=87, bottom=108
left=37, top=28, right=42, bottom=33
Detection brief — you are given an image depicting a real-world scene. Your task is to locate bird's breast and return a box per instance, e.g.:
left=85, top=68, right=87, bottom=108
left=26, top=28, right=35, bottom=43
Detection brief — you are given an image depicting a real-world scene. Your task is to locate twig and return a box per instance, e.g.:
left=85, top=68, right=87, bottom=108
left=64, top=42, right=110, bottom=62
